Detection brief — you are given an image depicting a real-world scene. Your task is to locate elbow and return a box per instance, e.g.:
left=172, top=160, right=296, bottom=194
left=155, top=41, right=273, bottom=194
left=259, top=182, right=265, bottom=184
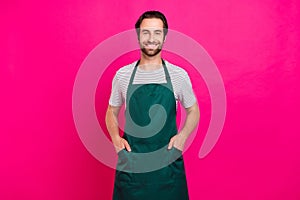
left=105, top=106, right=113, bottom=126
left=186, top=102, right=200, bottom=122
left=195, top=104, right=200, bottom=122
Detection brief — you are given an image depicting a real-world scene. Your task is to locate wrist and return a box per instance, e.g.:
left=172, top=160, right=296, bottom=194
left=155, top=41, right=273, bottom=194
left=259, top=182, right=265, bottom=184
left=178, top=131, right=189, bottom=140
left=111, top=135, right=121, bottom=142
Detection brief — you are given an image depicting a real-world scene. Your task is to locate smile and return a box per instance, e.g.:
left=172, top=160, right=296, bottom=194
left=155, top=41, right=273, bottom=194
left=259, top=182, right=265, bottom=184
left=144, top=43, right=159, bottom=49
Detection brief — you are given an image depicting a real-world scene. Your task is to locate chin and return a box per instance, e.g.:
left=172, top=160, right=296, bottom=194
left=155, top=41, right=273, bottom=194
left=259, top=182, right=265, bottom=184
left=142, top=48, right=162, bottom=57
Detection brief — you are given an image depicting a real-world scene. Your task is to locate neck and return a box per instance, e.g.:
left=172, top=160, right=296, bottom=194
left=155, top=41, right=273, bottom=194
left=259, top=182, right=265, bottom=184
left=139, top=52, right=163, bottom=71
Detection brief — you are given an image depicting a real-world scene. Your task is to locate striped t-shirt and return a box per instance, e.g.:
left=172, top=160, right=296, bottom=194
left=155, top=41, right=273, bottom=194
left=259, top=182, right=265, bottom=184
left=109, top=60, right=196, bottom=108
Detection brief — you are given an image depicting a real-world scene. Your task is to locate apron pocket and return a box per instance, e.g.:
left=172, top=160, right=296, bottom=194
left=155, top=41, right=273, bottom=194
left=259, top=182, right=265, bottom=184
left=117, top=149, right=132, bottom=171
left=168, top=147, right=182, bottom=163
left=116, top=149, right=134, bottom=183
left=168, top=147, right=186, bottom=179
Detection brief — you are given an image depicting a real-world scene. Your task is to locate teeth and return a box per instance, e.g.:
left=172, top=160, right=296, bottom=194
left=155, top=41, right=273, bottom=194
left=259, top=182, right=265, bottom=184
left=146, top=44, right=158, bottom=48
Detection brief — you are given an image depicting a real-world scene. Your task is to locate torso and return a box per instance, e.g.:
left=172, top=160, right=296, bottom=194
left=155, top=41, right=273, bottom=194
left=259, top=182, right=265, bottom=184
left=112, top=60, right=195, bottom=108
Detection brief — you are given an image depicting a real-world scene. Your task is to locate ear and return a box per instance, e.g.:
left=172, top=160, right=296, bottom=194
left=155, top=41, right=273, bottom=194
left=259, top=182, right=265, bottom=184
left=137, top=35, right=141, bottom=43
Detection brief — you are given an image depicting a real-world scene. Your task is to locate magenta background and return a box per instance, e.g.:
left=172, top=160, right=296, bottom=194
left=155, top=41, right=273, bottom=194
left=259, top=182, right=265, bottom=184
left=1, top=0, right=300, bottom=199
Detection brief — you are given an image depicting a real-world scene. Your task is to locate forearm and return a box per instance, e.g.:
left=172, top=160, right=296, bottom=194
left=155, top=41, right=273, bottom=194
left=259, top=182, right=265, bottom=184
left=106, top=105, right=131, bottom=152
left=179, top=103, right=200, bottom=139
left=105, top=105, right=121, bottom=140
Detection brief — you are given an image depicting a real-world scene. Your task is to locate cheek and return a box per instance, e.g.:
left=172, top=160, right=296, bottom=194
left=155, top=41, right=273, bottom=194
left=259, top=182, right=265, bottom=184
left=139, top=36, right=148, bottom=43
left=156, top=39, right=164, bottom=45
left=154, top=35, right=164, bottom=42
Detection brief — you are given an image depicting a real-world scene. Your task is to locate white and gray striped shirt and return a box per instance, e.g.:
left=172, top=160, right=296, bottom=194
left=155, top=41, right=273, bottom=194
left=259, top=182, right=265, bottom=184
left=109, top=60, right=196, bottom=108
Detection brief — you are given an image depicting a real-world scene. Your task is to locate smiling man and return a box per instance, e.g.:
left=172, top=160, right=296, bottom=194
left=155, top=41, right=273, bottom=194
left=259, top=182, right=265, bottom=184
left=139, top=19, right=164, bottom=57
left=105, top=11, right=200, bottom=200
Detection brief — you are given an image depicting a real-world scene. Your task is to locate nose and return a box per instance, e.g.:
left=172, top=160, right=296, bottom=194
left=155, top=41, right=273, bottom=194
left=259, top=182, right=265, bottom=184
left=148, top=33, right=155, bottom=42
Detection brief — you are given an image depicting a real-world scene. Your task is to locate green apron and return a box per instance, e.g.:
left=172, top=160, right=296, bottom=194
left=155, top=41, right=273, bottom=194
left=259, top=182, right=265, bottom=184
left=113, top=59, right=189, bottom=200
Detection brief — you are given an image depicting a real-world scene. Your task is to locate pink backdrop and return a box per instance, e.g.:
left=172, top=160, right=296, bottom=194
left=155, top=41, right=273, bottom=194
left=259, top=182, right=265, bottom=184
left=1, top=0, right=300, bottom=199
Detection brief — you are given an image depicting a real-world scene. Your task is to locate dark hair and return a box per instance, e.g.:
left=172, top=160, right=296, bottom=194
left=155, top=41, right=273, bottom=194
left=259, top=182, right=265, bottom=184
left=135, top=11, right=168, bottom=39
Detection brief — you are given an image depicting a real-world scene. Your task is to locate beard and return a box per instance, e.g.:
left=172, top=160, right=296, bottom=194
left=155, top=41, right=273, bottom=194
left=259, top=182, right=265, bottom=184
left=140, top=42, right=163, bottom=57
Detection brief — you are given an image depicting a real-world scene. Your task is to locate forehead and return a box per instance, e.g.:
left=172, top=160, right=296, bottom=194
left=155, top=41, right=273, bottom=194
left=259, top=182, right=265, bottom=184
left=140, top=18, right=164, bottom=30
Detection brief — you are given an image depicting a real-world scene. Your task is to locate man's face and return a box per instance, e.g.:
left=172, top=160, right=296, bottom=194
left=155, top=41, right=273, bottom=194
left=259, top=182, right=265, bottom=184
left=138, top=18, right=165, bottom=57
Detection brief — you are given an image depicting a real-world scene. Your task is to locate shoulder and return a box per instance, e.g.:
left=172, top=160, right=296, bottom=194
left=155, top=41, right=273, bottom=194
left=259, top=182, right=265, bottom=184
left=164, top=60, right=190, bottom=79
left=114, top=61, right=137, bottom=79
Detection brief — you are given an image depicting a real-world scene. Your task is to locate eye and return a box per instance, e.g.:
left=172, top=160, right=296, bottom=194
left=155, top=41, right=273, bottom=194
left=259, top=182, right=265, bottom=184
left=141, top=30, right=150, bottom=35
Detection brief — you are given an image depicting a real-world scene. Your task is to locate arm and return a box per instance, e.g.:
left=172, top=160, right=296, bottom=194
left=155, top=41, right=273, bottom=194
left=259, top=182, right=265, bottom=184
left=168, top=102, right=200, bottom=150
left=105, top=105, right=131, bottom=152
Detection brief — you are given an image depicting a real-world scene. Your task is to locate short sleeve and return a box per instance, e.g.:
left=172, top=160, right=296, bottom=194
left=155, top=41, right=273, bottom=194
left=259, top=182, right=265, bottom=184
left=178, top=71, right=197, bottom=108
left=108, top=74, right=124, bottom=107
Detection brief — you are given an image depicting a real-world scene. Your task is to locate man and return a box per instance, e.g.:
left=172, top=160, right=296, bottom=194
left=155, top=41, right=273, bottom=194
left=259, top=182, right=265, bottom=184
left=105, top=11, right=200, bottom=200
